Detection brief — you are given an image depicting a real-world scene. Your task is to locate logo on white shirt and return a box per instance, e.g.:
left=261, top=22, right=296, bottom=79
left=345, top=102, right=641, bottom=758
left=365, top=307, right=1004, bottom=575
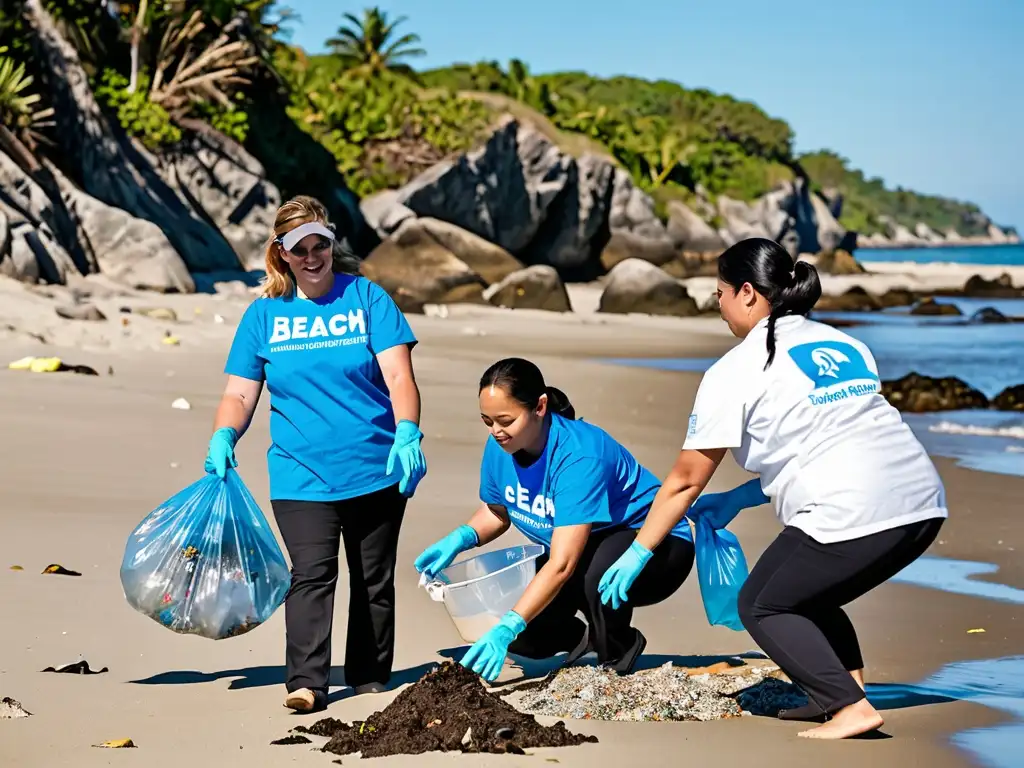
left=788, top=341, right=879, bottom=406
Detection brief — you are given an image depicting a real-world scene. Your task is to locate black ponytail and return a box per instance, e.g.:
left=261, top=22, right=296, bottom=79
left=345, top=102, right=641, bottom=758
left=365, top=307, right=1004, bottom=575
left=718, top=238, right=822, bottom=369
left=479, top=358, right=576, bottom=418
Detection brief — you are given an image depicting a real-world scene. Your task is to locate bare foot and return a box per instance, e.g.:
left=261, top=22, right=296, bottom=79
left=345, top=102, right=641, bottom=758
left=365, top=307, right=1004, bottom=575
left=849, top=668, right=865, bottom=690
left=798, top=699, right=883, bottom=740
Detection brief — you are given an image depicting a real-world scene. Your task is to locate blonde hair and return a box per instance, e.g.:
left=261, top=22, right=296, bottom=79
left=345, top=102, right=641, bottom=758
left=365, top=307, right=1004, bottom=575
left=261, top=195, right=360, bottom=298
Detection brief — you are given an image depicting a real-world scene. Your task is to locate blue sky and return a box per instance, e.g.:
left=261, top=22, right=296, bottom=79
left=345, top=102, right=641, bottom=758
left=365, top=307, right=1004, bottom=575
left=279, top=0, right=1023, bottom=229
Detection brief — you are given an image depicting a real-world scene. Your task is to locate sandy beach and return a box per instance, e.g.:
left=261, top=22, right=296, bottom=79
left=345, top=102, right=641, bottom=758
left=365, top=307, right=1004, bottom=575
left=1, top=271, right=1022, bottom=768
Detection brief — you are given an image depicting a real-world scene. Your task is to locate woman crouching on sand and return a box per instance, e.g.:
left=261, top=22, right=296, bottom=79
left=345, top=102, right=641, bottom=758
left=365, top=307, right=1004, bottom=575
left=204, top=195, right=427, bottom=713
left=598, top=237, right=948, bottom=740
left=415, top=357, right=762, bottom=681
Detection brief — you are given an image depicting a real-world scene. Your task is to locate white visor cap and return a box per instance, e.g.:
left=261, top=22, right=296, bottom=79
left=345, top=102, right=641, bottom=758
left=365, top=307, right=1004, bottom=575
left=278, top=221, right=336, bottom=252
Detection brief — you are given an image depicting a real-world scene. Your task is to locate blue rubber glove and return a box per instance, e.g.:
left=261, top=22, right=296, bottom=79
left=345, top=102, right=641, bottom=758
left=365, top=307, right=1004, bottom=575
left=597, top=540, right=653, bottom=610
left=689, top=478, right=769, bottom=530
left=460, top=610, right=527, bottom=682
left=386, top=419, right=426, bottom=497
left=414, top=525, right=479, bottom=580
left=204, top=427, right=238, bottom=479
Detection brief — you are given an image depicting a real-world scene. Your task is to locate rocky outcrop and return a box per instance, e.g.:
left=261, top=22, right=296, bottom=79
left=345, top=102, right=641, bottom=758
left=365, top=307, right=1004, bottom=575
left=356, top=117, right=677, bottom=282
left=813, top=286, right=883, bottom=312
left=958, top=273, right=1024, bottom=299
left=154, top=125, right=281, bottom=268
left=597, top=259, right=699, bottom=316
left=970, top=307, right=1011, bottom=324
left=52, top=166, right=194, bottom=293
left=358, top=221, right=487, bottom=312
left=881, top=373, right=989, bottom=412
left=914, top=223, right=944, bottom=244
left=666, top=200, right=727, bottom=252
left=483, top=265, right=571, bottom=312
left=23, top=0, right=242, bottom=275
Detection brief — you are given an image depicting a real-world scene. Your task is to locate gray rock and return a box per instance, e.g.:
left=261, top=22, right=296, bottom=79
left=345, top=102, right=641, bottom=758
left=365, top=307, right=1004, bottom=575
left=50, top=165, right=194, bottom=293
left=385, top=117, right=658, bottom=280
left=600, top=230, right=676, bottom=271
left=717, top=195, right=771, bottom=242
left=483, top=265, right=571, bottom=312
left=0, top=201, right=79, bottom=285
left=361, top=189, right=415, bottom=238
left=788, top=178, right=851, bottom=254
left=666, top=201, right=726, bottom=252
left=598, top=258, right=699, bottom=317
left=608, top=168, right=669, bottom=241
left=157, top=128, right=281, bottom=268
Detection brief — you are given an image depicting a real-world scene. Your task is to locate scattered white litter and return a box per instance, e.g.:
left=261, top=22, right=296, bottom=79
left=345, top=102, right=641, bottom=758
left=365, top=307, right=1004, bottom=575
left=171, top=398, right=191, bottom=410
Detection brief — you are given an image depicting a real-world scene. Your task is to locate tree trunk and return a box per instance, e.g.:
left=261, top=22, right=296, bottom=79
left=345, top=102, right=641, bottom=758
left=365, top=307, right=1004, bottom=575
left=127, top=0, right=148, bottom=93
left=22, top=0, right=242, bottom=274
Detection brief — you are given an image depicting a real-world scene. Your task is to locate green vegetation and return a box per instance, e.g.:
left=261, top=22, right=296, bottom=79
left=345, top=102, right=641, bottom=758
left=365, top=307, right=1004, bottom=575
left=0, top=3, right=1004, bottom=239
left=798, top=150, right=990, bottom=236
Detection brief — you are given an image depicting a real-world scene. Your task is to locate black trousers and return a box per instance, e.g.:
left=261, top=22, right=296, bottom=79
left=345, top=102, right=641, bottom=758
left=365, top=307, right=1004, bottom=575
left=271, top=484, right=407, bottom=695
left=737, top=517, right=944, bottom=714
left=509, top=528, right=695, bottom=666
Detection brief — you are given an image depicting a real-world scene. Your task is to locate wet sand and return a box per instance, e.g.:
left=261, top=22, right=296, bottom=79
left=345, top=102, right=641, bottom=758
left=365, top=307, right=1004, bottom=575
left=1, top=286, right=1021, bottom=767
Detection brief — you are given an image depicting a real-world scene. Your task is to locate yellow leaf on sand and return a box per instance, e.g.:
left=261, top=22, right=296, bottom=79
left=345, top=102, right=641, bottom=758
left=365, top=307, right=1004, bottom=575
left=10, top=565, right=23, bottom=571
left=93, top=738, right=136, bottom=749
left=162, top=335, right=180, bottom=346
left=967, top=628, right=986, bottom=634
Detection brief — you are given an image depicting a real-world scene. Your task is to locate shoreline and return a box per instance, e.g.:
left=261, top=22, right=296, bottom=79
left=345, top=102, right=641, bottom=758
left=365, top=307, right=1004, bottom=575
left=856, top=240, right=1021, bottom=251
left=1, top=290, right=1022, bottom=768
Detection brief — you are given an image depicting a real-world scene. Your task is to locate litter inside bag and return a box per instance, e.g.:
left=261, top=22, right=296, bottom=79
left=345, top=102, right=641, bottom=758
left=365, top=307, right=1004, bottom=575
left=692, top=514, right=749, bottom=632
left=120, top=469, right=291, bottom=640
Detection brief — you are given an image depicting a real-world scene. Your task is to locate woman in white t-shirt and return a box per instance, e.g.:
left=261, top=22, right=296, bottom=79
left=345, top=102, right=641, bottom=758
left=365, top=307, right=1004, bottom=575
left=598, top=237, right=947, bottom=740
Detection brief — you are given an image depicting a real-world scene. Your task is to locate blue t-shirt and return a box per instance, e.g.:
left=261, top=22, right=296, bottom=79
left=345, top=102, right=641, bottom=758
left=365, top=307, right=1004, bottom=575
left=224, top=274, right=417, bottom=501
left=478, top=414, right=692, bottom=548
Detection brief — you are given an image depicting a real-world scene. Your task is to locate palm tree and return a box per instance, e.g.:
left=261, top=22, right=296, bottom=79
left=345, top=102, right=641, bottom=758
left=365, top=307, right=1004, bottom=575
left=325, top=7, right=425, bottom=78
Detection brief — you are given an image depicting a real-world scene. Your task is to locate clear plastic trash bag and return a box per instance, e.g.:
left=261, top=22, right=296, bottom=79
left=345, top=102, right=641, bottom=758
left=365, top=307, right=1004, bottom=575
left=120, top=469, right=291, bottom=640
left=692, top=513, right=750, bottom=632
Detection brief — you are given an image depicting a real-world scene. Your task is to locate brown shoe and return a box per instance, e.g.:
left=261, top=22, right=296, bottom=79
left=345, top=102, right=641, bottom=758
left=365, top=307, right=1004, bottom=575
left=284, top=688, right=317, bottom=712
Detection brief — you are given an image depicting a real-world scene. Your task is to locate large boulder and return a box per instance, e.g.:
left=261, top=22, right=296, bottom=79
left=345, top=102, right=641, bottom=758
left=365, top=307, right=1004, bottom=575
left=359, top=222, right=487, bottom=312
left=915, top=222, right=944, bottom=244
left=483, top=265, right=571, bottom=312
left=366, top=117, right=673, bottom=281
left=666, top=200, right=727, bottom=252
left=718, top=195, right=771, bottom=243
left=881, top=373, right=989, bottom=412
left=54, top=169, right=194, bottom=293
left=396, top=217, right=524, bottom=285
left=597, top=258, right=699, bottom=316
left=608, top=168, right=669, bottom=241
left=599, top=231, right=676, bottom=271
left=814, top=249, right=866, bottom=275
left=155, top=126, right=281, bottom=268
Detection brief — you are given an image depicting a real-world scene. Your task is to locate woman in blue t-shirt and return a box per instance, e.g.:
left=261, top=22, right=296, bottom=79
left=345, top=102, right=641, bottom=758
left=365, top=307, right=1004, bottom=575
left=205, top=195, right=427, bottom=713
left=414, top=357, right=697, bottom=681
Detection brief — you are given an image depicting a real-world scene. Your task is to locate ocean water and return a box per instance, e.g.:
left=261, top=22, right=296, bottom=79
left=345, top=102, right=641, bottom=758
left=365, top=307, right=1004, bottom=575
left=857, top=243, right=1024, bottom=266
left=599, top=247, right=1024, bottom=477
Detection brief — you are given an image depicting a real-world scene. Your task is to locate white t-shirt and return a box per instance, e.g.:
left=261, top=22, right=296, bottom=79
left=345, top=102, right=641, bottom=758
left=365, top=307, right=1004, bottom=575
left=684, top=315, right=948, bottom=543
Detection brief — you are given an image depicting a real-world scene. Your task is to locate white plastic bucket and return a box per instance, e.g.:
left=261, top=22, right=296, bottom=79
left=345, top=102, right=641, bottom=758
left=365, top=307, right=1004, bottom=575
left=424, top=544, right=545, bottom=643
